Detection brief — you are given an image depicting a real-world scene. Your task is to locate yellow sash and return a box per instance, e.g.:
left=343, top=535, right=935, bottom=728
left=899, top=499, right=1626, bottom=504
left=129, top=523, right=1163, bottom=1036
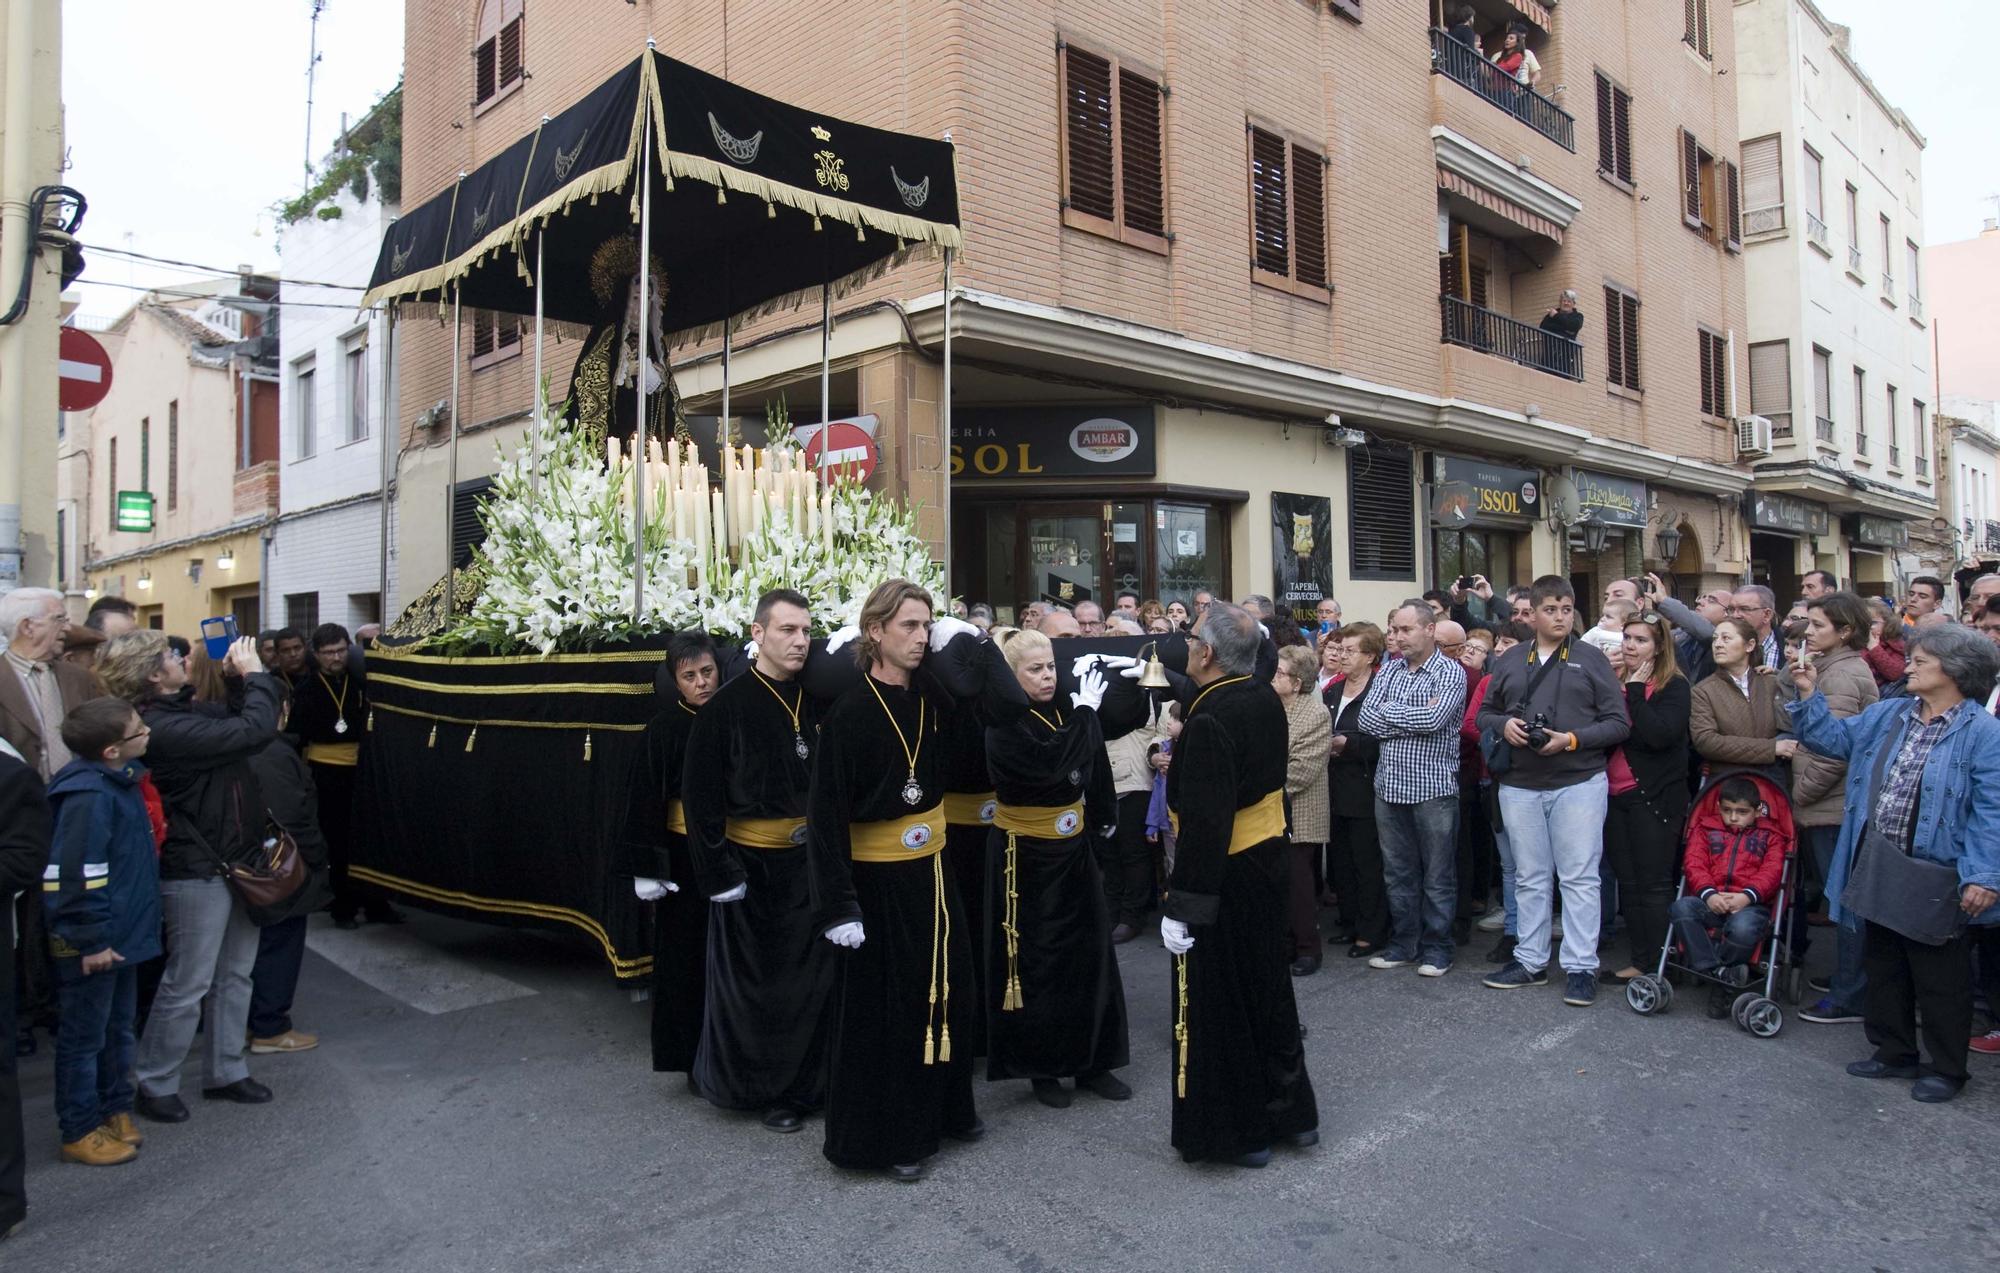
left=941, top=791, right=998, bottom=827
left=992, top=802, right=1085, bottom=841
left=664, top=799, right=687, bottom=836
left=848, top=805, right=947, bottom=862
left=1168, top=788, right=1287, bottom=854
left=303, top=742, right=360, bottom=767
left=726, top=816, right=808, bottom=848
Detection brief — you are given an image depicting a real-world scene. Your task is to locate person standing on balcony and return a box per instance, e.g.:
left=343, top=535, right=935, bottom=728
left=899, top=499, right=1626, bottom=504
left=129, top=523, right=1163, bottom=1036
left=1447, top=5, right=1480, bottom=50
left=1538, top=291, right=1584, bottom=379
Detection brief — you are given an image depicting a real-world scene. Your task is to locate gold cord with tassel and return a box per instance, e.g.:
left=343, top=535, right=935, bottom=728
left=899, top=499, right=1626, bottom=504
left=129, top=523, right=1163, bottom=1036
left=583, top=730, right=593, bottom=762
left=426, top=720, right=437, bottom=748
left=464, top=724, right=478, bottom=753
left=365, top=707, right=374, bottom=732
left=1001, top=831, right=1023, bottom=1010
left=923, top=850, right=940, bottom=1066
left=1174, top=952, right=1189, bottom=1099
left=935, top=850, right=952, bottom=1063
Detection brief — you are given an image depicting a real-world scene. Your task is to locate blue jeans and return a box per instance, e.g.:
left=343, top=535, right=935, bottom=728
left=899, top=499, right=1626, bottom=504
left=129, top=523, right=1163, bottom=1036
left=1807, top=825, right=1866, bottom=1011
left=1668, top=896, right=1770, bottom=972
left=52, top=959, right=138, bottom=1143
left=135, top=878, right=259, bottom=1098
left=1500, top=774, right=1608, bottom=974
left=1375, top=795, right=1460, bottom=967
left=249, top=915, right=309, bottom=1039
left=1485, top=782, right=1517, bottom=936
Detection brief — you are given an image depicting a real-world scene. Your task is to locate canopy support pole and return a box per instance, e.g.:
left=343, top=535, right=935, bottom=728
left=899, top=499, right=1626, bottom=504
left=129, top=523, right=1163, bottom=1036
left=720, top=323, right=731, bottom=447
left=444, top=285, right=463, bottom=619
left=818, top=279, right=831, bottom=482
left=376, top=303, right=397, bottom=618
left=633, top=107, right=652, bottom=622
left=941, top=248, right=953, bottom=591
left=531, top=226, right=544, bottom=493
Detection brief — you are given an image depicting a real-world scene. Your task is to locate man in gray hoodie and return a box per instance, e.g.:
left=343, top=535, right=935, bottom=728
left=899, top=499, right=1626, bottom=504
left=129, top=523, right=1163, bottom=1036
left=1477, top=576, right=1630, bottom=1006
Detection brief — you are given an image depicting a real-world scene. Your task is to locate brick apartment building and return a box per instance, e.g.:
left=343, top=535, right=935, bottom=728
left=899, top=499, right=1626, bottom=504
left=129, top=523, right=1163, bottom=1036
left=390, top=0, right=1755, bottom=625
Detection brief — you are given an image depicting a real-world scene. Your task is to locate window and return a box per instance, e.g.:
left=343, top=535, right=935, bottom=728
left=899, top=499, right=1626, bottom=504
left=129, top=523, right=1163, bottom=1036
left=1697, top=328, right=1728, bottom=419
left=295, top=360, right=317, bottom=459
left=1594, top=73, right=1633, bottom=186
left=1852, top=367, right=1867, bottom=455
left=1683, top=0, right=1712, bottom=59
left=452, top=477, right=498, bottom=568
left=345, top=339, right=369, bottom=443
left=1603, top=284, right=1641, bottom=393
left=1802, top=145, right=1824, bottom=225
left=1680, top=129, right=1736, bottom=247
left=1247, top=125, right=1328, bottom=294
left=470, top=310, right=521, bottom=363
left=1811, top=346, right=1833, bottom=442
left=1879, top=214, right=1892, bottom=275
left=348, top=592, right=382, bottom=627
left=55, top=508, right=65, bottom=587
left=139, top=417, right=150, bottom=493
left=1843, top=183, right=1859, bottom=242
left=1887, top=384, right=1900, bottom=467
left=1440, top=223, right=1488, bottom=308
left=1747, top=339, right=1791, bottom=438
left=1906, top=239, right=1922, bottom=301
left=474, top=0, right=524, bottom=109
left=1059, top=43, right=1167, bottom=248
left=167, top=401, right=178, bottom=512
left=1914, top=398, right=1929, bottom=477
left=285, top=592, right=320, bottom=634
left=1740, top=134, right=1783, bottom=234
left=107, top=436, right=116, bottom=513
left=1347, top=441, right=1414, bottom=580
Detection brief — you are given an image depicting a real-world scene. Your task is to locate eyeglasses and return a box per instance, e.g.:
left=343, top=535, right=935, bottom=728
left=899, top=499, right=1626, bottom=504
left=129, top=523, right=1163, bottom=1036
left=1440, top=640, right=1466, bottom=652
left=120, top=724, right=151, bottom=743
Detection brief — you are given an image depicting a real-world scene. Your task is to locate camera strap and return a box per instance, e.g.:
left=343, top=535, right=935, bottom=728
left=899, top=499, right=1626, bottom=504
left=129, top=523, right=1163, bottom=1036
left=1511, top=638, right=1569, bottom=720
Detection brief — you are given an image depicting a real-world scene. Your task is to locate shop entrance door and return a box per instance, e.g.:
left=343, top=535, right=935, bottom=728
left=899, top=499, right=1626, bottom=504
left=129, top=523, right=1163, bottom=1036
left=1024, top=505, right=1106, bottom=610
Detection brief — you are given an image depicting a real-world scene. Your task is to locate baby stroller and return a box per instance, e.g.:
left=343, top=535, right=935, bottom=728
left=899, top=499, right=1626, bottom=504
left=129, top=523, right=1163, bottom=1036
left=1625, top=769, right=1797, bottom=1038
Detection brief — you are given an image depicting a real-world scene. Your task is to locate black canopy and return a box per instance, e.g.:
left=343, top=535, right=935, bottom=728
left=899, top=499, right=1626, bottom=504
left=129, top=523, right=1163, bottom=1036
left=362, top=49, right=961, bottom=338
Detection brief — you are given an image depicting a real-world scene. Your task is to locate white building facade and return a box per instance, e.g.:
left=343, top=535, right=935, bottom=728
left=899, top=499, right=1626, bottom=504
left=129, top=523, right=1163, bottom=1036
left=268, top=179, right=400, bottom=636
left=1732, top=0, right=1942, bottom=597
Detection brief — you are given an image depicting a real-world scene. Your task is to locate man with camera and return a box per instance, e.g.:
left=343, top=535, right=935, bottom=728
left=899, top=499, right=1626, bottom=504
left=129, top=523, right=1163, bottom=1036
left=1477, top=577, right=1629, bottom=1006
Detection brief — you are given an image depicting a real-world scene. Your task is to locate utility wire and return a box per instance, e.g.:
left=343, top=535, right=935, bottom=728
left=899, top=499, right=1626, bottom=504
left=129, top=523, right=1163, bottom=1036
left=82, top=242, right=367, bottom=291
left=75, top=277, right=376, bottom=311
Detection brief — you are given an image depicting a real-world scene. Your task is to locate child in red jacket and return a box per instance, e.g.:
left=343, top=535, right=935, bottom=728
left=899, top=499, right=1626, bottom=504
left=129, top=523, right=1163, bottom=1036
left=1668, top=776, right=1785, bottom=984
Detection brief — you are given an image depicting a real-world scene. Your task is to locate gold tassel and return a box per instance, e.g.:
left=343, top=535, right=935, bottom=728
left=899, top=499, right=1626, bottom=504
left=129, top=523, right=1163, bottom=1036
left=935, top=853, right=952, bottom=1062
left=715, top=186, right=726, bottom=204
left=366, top=707, right=374, bottom=732
left=811, top=215, right=822, bottom=232
left=766, top=201, right=776, bottom=219
left=854, top=223, right=865, bottom=242
left=938, top=1024, right=951, bottom=1063
left=464, top=724, right=478, bottom=753
left=426, top=720, right=437, bottom=748
left=1174, top=953, right=1189, bottom=1099
left=583, top=730, right=593, bottom=762
left=1001, top=832, right=1024, bottom=1011
left=923, top=1027, right=935, bottom=1067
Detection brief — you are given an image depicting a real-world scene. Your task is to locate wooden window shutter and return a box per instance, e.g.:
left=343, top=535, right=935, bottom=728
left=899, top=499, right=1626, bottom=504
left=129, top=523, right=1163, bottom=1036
left=1249, top=126, right=1289, bottom=276
left=1292, top=143, right=1327, bottom=288
left=496, top=315, right=519, bottom=351
left=1441, top=241, right=1462, bottom=300
left=1603, top=287, right=1624, bottom=386
left=1812, top=349, right=1832, bottom=419
left=1748, top=340, right=1791, bottom=419
left=1681, top=129, right=1702, bottom=227
left=452, top=478, right=497, bottom=569
left=1724, top=160, right=1742, bottom=250
left=1697, top=0, right=1712, bottom=58
left=1619, top=293, right=1641, bottom=391
left=1612, top=88, right=1632, bottom=183
left=1698, top=333, right=1716, bottom=417
left=475, top=38, right=497, bottom=104
left=1595, top=75, right=1615, bottom=175
left=1347, top=441, right=1415, bottom=579
left=1118, top=70, right=1164, bottom=236
left=1467, top=253, right=1488, bottom=310
left=1684, top=0, right=1699, bottom=48
left=1063, top=48, right=1116, bottom=222
left=471, top=311, right=495, bottom=359
left=499, top=16, right=524, bottom=88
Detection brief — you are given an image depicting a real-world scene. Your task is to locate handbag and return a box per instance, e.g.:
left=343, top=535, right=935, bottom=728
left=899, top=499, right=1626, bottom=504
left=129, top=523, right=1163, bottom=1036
left=180, top=813, right=310, bottom=929
left=1480, top=641, right=1567, bottom=776
left=1839, top=719, right=1968, bottom=946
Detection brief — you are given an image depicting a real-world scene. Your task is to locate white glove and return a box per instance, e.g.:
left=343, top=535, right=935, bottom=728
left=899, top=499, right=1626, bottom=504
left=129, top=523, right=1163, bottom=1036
left=710, top=882, right=747, bottom=903
left=633, top=877, right=676, bottom=901
left=824, top=921, right=866, bottom=948
left=929, top=615, right=979, bottom=651
left=824, top=624, right=860, bottom=655
left=1257, top=622, right=1270, bottom=639
left=1070, top=666, right=1107, bottom=712
left=1100, top=826, right=1116, bottom=839
left=1070, top=653, right=1139, bottom=679
left=1161, top=916, right=1194, bottom=954
left=743, top=639, right=759, bottom=662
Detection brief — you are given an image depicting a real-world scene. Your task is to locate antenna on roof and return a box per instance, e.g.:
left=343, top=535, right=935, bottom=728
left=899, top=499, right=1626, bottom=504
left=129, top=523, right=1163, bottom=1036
left=303, top=0, right=328, bottom=193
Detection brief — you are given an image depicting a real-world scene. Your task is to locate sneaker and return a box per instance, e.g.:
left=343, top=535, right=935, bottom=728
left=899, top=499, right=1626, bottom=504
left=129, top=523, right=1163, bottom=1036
left=1799, top=998, right=1863, bottom=1025
left=1482, top=961, right=1548, bottom=989
left=1718, top=963, right=1752, bottom=989
left=1562, top=972, right=1597, bottom=1007
left=1969, top=1029, right=2000, bottom=1056
left=1476, top=909, right=1507, bottom=933
left=1416, top=962, right=1451, bottom=978
left=1807, top=975, right=1832, bottom=995
left=249, top=1029, right=319, bottom=1055
left=1366, top=954, right=1412, bottom=970
left=60, top=1127, right=137, bottom=1167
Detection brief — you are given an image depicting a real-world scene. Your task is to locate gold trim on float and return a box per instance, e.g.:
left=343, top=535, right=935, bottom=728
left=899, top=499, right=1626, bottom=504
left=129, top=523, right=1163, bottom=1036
left=371, top=701, right=646, bottom=732
left=367, top=672, right=654, bottom=697
left=349, top=866, right=652, bottom=978
left=367, top=645, right=667, bottom=666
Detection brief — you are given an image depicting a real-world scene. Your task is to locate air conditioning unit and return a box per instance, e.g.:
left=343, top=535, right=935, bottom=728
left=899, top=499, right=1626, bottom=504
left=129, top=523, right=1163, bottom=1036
left=1735, top=415, right=1774, bottom=458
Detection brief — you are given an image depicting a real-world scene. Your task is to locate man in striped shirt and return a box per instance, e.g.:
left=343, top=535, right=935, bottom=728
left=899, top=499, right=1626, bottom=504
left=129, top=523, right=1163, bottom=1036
left=1357, top=600, right=1469, bottom=977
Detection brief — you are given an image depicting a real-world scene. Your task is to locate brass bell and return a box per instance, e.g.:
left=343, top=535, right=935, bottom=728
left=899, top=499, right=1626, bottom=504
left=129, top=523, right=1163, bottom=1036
left=1137, top=641, right=1172, bottom=689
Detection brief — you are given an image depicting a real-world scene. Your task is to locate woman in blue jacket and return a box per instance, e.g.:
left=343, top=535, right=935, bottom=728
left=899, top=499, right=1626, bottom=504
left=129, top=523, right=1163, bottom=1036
left=1787, top=623, right=2000, bottom=1103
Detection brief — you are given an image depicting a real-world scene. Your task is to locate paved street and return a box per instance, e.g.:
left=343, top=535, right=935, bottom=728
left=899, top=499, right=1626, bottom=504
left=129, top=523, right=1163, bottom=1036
left=10, top=909, right=1996, bottom=1272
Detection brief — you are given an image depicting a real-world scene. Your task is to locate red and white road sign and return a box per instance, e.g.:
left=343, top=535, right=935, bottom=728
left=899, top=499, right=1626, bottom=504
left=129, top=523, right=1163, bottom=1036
left=803, top=420, right=878, bottom=484
left=58, top=327, right=113, bottom=412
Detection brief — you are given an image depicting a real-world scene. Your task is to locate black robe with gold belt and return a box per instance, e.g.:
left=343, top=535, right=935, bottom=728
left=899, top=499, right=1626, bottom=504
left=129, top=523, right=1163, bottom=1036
left=939, top=703, right=994, bottom=1058
left=1164, top=675, right=1319, bottom=1163
left=619, top=699, right=707, bottom=1074
left=681, top=667, right=833, bottom=1112
left=983, top=703, right=1127, bottom=1084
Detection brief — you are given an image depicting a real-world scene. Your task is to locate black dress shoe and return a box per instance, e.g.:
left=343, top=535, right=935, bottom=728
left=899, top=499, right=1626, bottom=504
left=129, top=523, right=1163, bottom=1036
left=1080, top=1071, right=1132, bottom=1101
left=135, top=1092, right=190, bottom=1123
left=1846, top=1059, right=1920, bottom=1080
left=202, top=1078, right=272, bottom=1104
left=1030, top=1078, right=1071, bottom=1109
left=1912, top=1076, right=1965, bottom=1103
left=1110, top=923, right=1137, bottom=945
left=1289, top=955, right=1322, bottom=977
left=886, top=1161, right=926, bottom=1182
left=761, top=1105, right=805, bottom=1132
left=1226, top=1148, right=1273, bottom=1168
left=1285, top=1129, right=1320, bottom=1149
left=1345, top=944, right=1374, bottom=959
left=945, top=1120, right=986, bottom=1143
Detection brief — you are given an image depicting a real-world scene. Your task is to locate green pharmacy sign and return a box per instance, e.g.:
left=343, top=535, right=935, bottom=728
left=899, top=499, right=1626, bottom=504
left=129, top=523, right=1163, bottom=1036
left=115, top=490, right=154, bottom=534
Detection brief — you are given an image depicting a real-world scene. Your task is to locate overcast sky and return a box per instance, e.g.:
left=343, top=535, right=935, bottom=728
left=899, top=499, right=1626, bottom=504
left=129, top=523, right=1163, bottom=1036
left=60, top=0, right=1995, bottom=326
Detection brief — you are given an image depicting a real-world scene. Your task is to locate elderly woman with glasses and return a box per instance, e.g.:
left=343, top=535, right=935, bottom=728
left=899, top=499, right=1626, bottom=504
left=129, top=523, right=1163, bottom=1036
left=1788, top=624, right=2000, bottom=1103
left=1273, top=645, right=1333, bottom=976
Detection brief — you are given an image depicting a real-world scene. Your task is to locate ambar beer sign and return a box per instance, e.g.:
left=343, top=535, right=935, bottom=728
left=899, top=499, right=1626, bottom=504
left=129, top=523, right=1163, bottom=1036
left=951, top=404, right=1156, bottom=479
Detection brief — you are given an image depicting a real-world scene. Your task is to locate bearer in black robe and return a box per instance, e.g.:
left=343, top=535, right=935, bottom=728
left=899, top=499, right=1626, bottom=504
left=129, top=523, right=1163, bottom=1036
left=938, top=704, right=994, bottom=1059
left=985, top=629, right=1131, bottom=1108
left=681, top=590, right=834, bottom=1130
left=619, top=632, right=719, bottom=1076
left=1162, top=602, right=1319, bottom=1167
left=808, top=584, right=1020, bottom=1181
left=291, top=623, right=402, bottom=928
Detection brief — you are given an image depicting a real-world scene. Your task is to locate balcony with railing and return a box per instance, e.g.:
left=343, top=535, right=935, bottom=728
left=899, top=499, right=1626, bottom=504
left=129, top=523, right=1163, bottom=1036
left=1429, top=28, right=1575, bottom=152
left=1881, top=274, right=1897, bottom=306
left=1889, top=444, right=1903, bottom=469
left=1909, top=294, right=1926, bottom=322
left=1855, top=431, right=1869, bottom=457
left=1440, top=294, right=1583, bottom=381
left=1847, top=244, right=1865, bottom=276
left=1917, top=453, right=1929, bottom=479
left=1815, top=415, right=1836, bottom=444
left=1806, top=212, right=1830, bottom=253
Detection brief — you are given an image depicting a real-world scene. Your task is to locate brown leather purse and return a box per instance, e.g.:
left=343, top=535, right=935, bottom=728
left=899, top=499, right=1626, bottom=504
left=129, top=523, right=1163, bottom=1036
left=181, top=818, right=309, bottom=927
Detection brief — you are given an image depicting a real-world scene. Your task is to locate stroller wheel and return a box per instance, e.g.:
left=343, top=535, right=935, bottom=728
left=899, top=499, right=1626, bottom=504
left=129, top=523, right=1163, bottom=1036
left=1625, top=975, right=1663, bottom=1015
left=1743, top=997, right=1784, bottom=1038
left=1732, top=992, right=1759, bottom=1029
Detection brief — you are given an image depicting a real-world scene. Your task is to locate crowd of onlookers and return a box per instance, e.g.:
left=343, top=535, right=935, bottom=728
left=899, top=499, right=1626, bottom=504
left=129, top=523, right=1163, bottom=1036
left=1, top=589, right=390, bottom=1240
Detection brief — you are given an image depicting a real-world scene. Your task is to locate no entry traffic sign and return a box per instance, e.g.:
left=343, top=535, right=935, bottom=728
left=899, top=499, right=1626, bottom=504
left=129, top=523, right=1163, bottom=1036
left=58, top=327, right=113, bottom=412
left=803, top=420, right=878, bottom=485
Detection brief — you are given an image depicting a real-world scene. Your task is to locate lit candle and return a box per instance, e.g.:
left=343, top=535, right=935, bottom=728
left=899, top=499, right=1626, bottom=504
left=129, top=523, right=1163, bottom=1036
left=606, top=435, right=621, bottom=470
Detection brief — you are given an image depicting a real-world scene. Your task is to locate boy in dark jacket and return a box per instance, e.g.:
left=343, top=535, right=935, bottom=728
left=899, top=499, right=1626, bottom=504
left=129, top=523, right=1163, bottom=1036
left=44, top=698, right=163, bottom=1166
left=1668, top=777, right=1786, bottom=983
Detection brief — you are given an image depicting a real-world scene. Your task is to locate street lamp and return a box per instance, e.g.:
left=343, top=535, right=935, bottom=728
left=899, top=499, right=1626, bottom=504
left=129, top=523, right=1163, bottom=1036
left=1657, top=526, right=1683, bottom=563
left=136, top=571, right=152, bottom=591
left=216, top=549, right=236, bottom=570
left=1579, top=521, right=1611, bottom=556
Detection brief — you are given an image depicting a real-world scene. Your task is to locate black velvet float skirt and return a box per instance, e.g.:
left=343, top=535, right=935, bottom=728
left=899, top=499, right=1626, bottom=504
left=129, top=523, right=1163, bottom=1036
left=649, top=836, right=709, bottom=1074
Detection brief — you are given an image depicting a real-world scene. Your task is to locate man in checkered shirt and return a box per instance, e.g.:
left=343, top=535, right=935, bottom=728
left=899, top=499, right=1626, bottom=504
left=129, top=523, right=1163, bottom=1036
left=1357, top=600, right=1468, bottom=977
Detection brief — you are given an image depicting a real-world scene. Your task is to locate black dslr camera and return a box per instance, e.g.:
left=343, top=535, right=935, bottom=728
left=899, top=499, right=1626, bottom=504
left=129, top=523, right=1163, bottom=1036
left=1523, top=712, right=1551, bottom=750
